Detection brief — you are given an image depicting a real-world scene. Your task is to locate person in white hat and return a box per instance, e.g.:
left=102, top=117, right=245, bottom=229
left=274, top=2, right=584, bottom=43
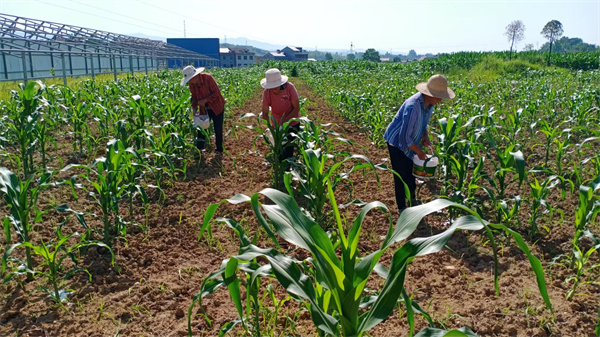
left=383, top=74, right=455, bottom=212
left=181, top=65, right=226, bottom=153
left=260, top=68, right=300, bottom=160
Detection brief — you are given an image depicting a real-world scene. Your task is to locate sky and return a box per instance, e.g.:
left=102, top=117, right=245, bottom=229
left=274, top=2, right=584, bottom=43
left=1, top=0, right=599, bottom=54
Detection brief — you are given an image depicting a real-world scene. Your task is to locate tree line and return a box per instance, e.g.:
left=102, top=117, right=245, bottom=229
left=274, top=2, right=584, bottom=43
left=505, top=19, right=599, bottom=65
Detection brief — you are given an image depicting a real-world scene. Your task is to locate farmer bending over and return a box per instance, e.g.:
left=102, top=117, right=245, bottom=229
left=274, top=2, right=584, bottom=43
left=384, top=74, right=455, bottom=212
left=181, top=65, right=226, bottom=154
left=260, top=68, right=300, bottom=161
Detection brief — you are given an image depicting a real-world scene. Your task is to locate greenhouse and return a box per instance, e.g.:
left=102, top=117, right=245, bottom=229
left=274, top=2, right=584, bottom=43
left=0, top=13, right=217, bottom=83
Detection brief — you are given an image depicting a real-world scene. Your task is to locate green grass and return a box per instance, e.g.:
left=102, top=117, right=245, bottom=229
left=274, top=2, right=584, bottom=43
left=465, top=56, right=552, bottom=82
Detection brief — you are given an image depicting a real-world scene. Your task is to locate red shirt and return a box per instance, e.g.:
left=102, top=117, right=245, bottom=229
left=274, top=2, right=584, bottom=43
left=188, top=73, right=225, bottom=115
left=262, top=82, right=299, bottom=126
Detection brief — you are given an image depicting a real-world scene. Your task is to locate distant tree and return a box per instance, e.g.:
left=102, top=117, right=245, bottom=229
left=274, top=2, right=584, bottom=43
left=539, top=36, right=600, bottom=53
left=541, top=20, right=564, bottom=65
left=393, top=56, right=403, bottom=62
left=347, top=53, right=356, bottom=60
left=504, top=20, right=525, bottom=60
left=362, top=48, right=380, bottom=62
left=407, top=49, right=417, bottom=60
left=523, top=43, right=535, bottom=51
left=325, top=52, right=333, bottom=61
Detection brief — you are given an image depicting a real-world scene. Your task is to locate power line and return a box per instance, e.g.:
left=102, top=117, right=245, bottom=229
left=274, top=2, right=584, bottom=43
left=70, top=0, right=185, bottom=36
left=34, top=0, right=186, bottom=38
left=138, top=0, right=270, bottom=42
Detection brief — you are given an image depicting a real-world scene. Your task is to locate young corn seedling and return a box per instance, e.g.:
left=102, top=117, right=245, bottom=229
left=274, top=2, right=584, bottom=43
left=7, top=230, right=114, bottom=303
left=193, top=183, right=552, bottom=337
left=238, top=113, right=296, bottom=191
left=564, top=231, right=599, bottom=301
left=0, top=167, right=53, bottom=281
left=526, top=175, right=560, bottom=240
left=536, top=120, right=563, bottom=168
left=288, top=121, right=380, bottom=227
left=287, top=146, right=380, bottom=229
left=66, top=94, right=91, bottom=157
left=464, top=156, right=489, bottom=208
left=4, top=81, right=46, bottom=179
left=491, top=145, right=525, bottom=199
left=141, top=124, right=178, bottom=191
left=435, top=114, right=466, bottom=185
left=126, top=94, right=153, bottom=149
left=261, top=284, right=294, bottom=336
left=62, top=139, right=142, bottom=246
left=33, top=95, right=58, bottom=169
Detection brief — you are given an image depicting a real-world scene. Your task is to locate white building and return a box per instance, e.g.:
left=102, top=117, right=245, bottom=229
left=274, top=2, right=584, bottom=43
left=219, top=47, right=256, bottom=68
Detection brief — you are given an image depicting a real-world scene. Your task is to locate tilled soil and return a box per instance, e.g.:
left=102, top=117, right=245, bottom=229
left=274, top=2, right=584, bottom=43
left=0, top=79, right=598, bottom=337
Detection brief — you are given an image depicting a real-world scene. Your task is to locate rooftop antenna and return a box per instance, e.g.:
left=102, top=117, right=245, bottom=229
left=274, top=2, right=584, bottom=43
left=183, top=20, right=186, bottom=38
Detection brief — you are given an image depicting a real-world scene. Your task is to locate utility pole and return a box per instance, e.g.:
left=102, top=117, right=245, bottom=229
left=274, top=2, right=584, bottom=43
left=183, top=20, right=186, bottom=38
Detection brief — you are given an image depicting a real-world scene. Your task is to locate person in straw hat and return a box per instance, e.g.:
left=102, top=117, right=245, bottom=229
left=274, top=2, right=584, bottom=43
left=261, top=68, right=300, bottom=161
left=383, top=74, right=455, bottom=212
left=181, top=65, right=226, bottom=154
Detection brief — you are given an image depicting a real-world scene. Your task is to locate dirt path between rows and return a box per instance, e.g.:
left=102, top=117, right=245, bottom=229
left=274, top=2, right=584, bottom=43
left=1, top=78, right=597, bottom=337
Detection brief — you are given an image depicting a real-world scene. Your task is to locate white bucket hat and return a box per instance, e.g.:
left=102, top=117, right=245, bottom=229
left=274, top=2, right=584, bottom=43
left=261, top=68, right=288, bottom=89
left=416, top=74, right=455, bottom=99
left=181, top=65, right=205, bottom=86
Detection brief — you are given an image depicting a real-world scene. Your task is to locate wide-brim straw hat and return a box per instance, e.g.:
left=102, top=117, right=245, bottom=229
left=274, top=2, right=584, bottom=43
left=181, top=65, right=205, bottom=86
left=416, top=74, right=455, bottom=99
left=261, top=68, right=288, bottom=89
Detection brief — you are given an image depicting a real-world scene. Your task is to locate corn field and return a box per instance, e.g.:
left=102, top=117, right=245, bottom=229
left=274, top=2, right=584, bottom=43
left=1, top=52, right=599, bottom=337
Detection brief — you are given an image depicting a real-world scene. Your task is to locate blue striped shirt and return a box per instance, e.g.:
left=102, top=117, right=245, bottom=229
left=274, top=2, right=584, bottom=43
left=383, top=92, right=433, bottom=157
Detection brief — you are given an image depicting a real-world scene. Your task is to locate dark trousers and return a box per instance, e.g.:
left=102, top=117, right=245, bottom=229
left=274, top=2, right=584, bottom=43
left=387, top=143, right=416, bottom=210
left=280, top=123, right=300, bottom=161
left=196, top=108, right=223, bottom=152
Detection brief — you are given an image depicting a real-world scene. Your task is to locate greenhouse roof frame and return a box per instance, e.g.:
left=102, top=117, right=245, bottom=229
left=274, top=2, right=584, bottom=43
left=0, top=13, right=215, bottom=60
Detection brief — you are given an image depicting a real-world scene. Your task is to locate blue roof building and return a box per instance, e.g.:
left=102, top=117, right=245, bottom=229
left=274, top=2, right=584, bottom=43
left=166, top=38, right=220, bottom=68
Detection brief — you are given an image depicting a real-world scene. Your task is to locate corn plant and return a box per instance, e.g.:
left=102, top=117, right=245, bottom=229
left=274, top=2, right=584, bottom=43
left=4, top=81, right=46, bottom=178
left=192, top=185, right=552, bottom=337
left=287, top=147, right=380, bottom=228
left=553, top=132, right=571, bottom=177
left=570, top=177, right=600, bottom=268
left=68, top=99, right=91, bottom=156
left=497, top=195, right=524, bottom=229
left=288, top=120, right=380, bottom=226
left=564, top=231, right=599, bottom=300
left=490, top=146, right=525, bottom=198
left=535, top=120, right=563, bottom=167
left=526, top=175, right=560, bottom=239
left=565, top=176, right=600, bottom=300
left=435, top=115, right=467, bottom=182
left=464, top=156, right=488, bottom=207
left=443, top=143, right=473, bottom=210
left=33, top=111, right=56, bottom=169
left=261, top=284, right=295, bottom=336
left=502, top=108, right=524, bottom=141
left=0, top=167, right=53, bottom=281
left=62, top=139, right=144, bottom=246
left=126, top=95, right=154, bottom=149
left=5, top=230, right=113, bottom=303
left=238, top=113, right=296, bottom=191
